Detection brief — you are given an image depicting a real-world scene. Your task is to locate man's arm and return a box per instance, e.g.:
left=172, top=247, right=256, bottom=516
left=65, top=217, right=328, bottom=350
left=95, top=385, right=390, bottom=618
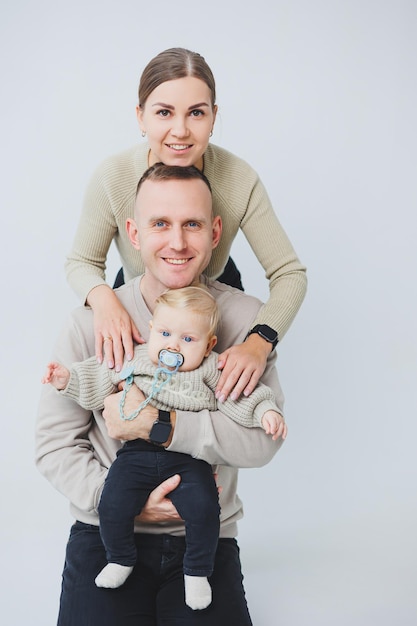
left=35, top=310, right=117, bottom=514
left=102, top=350, right=284, bottom=468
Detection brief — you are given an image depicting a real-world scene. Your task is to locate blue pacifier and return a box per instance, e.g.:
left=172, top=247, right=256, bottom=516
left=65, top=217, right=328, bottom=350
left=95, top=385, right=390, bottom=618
left=118, top=349, right=184, bottom=422
left=158, top=349, right=184, bottom=369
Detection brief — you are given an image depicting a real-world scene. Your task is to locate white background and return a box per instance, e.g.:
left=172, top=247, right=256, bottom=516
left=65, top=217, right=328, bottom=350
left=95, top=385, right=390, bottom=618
left=1, top=1, right=416, bottom=624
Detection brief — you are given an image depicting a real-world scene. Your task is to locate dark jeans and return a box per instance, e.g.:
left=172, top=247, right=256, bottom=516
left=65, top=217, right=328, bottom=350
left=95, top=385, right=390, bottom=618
left=57, top=522, right=252, bottom=626
left=99, top=440, right=220, bottom=577
left=113, top=257, right=244, bottom=291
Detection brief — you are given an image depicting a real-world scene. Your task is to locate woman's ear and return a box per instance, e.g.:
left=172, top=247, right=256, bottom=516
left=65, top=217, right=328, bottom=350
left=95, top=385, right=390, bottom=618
left=136, top=105, right=145, bottom=134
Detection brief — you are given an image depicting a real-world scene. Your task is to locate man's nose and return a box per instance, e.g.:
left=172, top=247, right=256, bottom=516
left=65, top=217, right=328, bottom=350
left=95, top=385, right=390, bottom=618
left=170, top=226, right=186, bottom=251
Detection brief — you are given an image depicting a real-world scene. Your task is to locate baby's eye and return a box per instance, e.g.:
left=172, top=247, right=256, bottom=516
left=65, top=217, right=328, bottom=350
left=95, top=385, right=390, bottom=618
left=162, top=331, right=170, bottom=337
left=183, top=336, right=192, bottom=343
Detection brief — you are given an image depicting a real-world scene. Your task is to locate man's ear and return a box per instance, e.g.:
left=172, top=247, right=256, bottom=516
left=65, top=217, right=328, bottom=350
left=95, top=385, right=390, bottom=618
left=205, top=335, right=217, bottom=357
left=126, top=217, right=140, bottom=250
left=211, top=216, right=222, bottom=249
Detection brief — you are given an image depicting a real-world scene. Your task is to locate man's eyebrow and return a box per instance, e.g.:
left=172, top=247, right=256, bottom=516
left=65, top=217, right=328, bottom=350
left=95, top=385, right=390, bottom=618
left=147, top=214, right=208, bottom=223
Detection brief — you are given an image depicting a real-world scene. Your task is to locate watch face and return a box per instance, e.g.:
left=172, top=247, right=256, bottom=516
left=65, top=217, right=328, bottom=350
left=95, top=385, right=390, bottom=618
left=149, top=421, right=172, bottom=445
left=258, top=324, right=278, bottom=343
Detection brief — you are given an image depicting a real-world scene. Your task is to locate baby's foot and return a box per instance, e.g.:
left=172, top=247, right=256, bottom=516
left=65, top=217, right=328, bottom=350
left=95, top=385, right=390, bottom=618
left=95, top=563, right=134, bottom=588
left=184, top=574, right=212, bottom=610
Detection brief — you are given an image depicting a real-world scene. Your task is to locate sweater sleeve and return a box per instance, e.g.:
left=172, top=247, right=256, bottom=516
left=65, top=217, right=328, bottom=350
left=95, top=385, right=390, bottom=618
left=64, top=146, right=148, bottom=303
left=65, top=159, right=119, bottom=303
left=206, top=145, right=307, bottom=340
left=202, top=353, right=281, bottom=428
left=168, top=347, right=285, bottom=468
left=239, top=175, right=307, bottom=337
left=61, top=355, right=118, bottom=410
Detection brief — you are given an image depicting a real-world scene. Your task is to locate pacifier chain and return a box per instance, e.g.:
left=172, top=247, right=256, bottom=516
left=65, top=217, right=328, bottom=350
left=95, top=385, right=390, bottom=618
left=118, top=350, right=184, bottom=421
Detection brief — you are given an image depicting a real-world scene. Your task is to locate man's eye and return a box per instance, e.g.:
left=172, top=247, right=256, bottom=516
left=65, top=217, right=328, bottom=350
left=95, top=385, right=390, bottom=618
left=162, top=331, right=170, bottom=337
left=155, top=221, right=166, bottom=228
left=187, top=222, right=199, bottom=228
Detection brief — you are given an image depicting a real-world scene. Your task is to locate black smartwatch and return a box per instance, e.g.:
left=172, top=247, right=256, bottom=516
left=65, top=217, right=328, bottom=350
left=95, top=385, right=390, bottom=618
left=149, top=410, right=172, bottom=446
left=246, top=324, right=278, bottom=350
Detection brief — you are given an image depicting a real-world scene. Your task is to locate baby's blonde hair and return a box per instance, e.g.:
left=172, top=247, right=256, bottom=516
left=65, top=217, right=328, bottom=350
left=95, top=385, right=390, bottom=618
left=155, top=286, right=219, bottom=338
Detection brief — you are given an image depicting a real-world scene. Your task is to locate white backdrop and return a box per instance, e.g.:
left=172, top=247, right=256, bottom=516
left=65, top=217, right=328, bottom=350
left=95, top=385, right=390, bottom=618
left=1, top=1, right=416, bottom=624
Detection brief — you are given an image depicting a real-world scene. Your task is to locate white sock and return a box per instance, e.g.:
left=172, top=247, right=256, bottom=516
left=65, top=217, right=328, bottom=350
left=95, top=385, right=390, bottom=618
left=95, top=563, right=134, bottom=588
left=184, top=574, right=212, bottom=610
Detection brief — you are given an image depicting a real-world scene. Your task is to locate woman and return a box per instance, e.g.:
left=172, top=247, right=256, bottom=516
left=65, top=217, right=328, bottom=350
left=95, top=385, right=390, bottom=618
left=65, top=47, right=307, bottom=399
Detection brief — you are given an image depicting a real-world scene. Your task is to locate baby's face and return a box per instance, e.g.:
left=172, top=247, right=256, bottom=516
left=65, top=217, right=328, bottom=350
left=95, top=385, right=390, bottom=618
left=148, top=304, right=216, bottom=372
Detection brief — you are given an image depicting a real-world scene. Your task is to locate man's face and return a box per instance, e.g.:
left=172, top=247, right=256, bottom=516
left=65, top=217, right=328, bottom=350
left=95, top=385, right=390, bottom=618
left=127, top=178, right=222, bottom=303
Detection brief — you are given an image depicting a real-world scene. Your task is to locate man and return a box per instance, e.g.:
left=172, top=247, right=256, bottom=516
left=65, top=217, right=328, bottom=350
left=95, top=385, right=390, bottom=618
left=36, top=164, right=285, bottom=625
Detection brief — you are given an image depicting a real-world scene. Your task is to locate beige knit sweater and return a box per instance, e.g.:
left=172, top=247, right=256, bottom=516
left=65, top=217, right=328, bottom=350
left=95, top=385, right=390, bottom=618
left=61, top=347, right=281, bottom=428
left=65, top=143, right=307, bottom=339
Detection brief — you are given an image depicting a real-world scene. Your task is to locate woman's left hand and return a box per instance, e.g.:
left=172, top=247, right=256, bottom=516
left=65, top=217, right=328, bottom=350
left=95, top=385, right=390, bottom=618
left=215, top=333, right=272, bottom=401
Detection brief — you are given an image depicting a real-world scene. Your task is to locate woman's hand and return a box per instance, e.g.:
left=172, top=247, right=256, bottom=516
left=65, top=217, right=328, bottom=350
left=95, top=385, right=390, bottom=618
left=87, top=285, right=144, bottom=371
left=216, top=333, right=272, bottom=401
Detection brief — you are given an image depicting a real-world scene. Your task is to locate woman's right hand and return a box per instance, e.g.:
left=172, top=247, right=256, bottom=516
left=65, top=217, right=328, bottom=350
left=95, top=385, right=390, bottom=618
left=87, top=284, right=144, bottom=371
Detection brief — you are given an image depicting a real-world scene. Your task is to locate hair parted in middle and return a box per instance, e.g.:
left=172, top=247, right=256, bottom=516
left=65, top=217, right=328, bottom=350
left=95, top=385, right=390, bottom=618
left=138, top=47, right=216, bottom=109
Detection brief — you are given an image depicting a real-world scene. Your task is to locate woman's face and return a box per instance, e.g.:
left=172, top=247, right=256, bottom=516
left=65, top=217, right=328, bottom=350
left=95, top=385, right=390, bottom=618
left=137, top=76, right=217, bottom=170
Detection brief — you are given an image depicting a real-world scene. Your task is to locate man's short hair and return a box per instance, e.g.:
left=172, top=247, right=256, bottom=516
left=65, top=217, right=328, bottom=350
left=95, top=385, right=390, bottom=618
left=136, top=163, right=212, bottom=197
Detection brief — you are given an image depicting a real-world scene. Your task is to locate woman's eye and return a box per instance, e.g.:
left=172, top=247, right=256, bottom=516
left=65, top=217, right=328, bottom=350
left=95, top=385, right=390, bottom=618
left=157, top=109, right=170, bottom=117
left=190, top=109, right=204, bottom=117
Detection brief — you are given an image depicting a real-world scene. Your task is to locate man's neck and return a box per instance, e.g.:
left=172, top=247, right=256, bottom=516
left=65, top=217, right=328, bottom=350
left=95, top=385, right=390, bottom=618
left=139, top=274, right=205, bottom=313
left=139, top=274, right=161, bottom=314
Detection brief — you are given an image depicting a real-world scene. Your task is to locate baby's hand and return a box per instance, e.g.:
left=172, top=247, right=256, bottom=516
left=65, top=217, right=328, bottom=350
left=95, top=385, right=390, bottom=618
left=41, top=362, right=70, bottom=390
left=261, top=410, right=287, bottom=441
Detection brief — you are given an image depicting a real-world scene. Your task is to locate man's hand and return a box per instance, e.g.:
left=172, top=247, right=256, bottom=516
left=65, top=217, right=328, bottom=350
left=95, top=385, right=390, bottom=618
left=103, top=385, right=158, bottom=441
left=216, top=333, right=271, bottom=402
left=136, top=475, right=183, bottom=523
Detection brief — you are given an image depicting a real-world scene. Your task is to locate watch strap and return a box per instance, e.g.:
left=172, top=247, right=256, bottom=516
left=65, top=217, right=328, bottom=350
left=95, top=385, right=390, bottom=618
left=246, top=324, right=278, bottom=350
left=158, top=409, right=171, bottom=424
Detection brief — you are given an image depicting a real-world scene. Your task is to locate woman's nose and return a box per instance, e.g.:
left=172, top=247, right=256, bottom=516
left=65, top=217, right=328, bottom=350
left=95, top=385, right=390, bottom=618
left=171, top=117, right=189, bottom=138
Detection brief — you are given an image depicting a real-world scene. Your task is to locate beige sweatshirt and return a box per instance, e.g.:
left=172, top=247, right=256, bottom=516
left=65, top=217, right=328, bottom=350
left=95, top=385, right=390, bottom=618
left=36, top=277, right=285, bottom=539
left=65, top=142, right=307, bottom=339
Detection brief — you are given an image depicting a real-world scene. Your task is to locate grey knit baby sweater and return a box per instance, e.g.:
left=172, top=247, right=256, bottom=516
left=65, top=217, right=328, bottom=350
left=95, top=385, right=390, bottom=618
left=61, top=345, right=280, bottom=428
